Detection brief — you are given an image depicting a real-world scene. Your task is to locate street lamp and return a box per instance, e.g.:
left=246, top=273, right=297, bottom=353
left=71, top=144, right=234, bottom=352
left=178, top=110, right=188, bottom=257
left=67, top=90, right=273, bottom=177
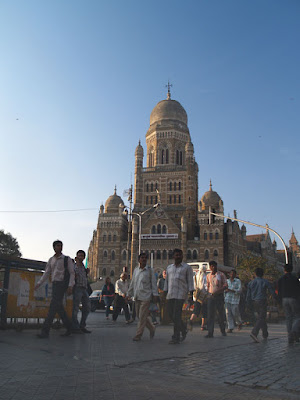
left=209, top=207, right=289, bottom=265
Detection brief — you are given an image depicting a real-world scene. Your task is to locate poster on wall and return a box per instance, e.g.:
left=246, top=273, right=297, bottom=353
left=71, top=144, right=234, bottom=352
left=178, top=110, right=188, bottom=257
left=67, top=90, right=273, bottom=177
left=6, top=268, right=72, bottom=318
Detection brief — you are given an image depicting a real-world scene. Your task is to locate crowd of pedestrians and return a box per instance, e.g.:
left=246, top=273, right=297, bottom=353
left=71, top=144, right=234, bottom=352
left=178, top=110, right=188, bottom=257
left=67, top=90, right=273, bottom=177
left=35, top=240, right=300, bottom=345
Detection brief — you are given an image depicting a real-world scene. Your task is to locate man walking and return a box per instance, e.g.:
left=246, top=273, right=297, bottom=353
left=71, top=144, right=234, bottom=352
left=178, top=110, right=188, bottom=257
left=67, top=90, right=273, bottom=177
left=277, top=264, right=300, bottom=344
left=72, top=250, right=91, bottom=334
left=113, top=272, right=131, bottom=323
left=128, top=253, right=158, bottom=341
left=35, top=240, right=74, bottom=338
left=224, top=269, right=242, bottom=333
left=206, top=261, right=227, bottom=338
left=246, top=267, right=276, bottom=343
left=164, top=249, right=194, bottom=344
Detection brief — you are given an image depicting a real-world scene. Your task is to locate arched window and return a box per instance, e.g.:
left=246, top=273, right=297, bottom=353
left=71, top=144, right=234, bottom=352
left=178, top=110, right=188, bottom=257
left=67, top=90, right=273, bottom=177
left=157, top=224, right=161, bottom=234
left=204, top=250, right=209, bottom=260
left=178, top=181, right=181, bottom=190
left=187, top=250, right=192, bottom=260
left=111, top=250, right=115, bottom=261
left=151, top=225, right=156, bottom=234
left=110, top=270, right=114, bottom=277
left=169, top=181, right=172, bottom=191
left=178, top=195, right=181, bottom=203
left=169, top=195, right=172, bottom=204
left=213, top=249, right=218, bottom=257
left=166, top=149, right=169, bottom=164
left=163, top=250, right=167, bottom=260
left=204, top=232, right=207, bottom=240
left=146, top=183, right=149, bottom=192
left=108, top=234, right=111, bottom=242
left=176, top=150, right=179, bottom=164
left=162, top=225, right=167, bottom=234
left=180, top=151, right=183, bottom=165
left=215, top=231, right=219, bottom=240
left=161, top=149, right=165, bottom=164
left=122, top=250, right=127, bottom=261
left=157, top=250, right=161, bottom=260
left=103, top=250, right=108, bottom=259
left=174, top=182, right=177, bottom=191
left=151, top=183, right=153, bottom=192
left=102, top=267, right=107, bottom=276
left=113, top=234, right=116, bottom=242
left=209, top=232, right=213, bottom=240
left=155, top=182, right=158, bottom=190
left=168, top=249, right=173, bottom=259
left=192, top=250, right=198, bottom=260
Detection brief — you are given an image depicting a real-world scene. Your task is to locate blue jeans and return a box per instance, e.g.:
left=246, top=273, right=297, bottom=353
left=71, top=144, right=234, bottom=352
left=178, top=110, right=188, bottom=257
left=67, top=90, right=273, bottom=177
left=282, top=297, right=300, bottom=339
left=103, top=297, right=114, bottom=317
left=72, top=286, right=91, bottom=329
left=251, top=299, right=268, bottom=338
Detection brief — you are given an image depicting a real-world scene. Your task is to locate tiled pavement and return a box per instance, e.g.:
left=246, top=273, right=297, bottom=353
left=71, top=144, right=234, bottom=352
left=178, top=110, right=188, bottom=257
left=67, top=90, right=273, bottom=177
left=0, top=311, right=299, bottom=400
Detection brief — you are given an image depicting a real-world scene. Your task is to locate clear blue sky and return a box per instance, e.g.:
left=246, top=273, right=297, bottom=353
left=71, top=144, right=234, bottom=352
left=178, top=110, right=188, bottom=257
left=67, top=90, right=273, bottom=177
left=0, top=0, right=299, bottom=261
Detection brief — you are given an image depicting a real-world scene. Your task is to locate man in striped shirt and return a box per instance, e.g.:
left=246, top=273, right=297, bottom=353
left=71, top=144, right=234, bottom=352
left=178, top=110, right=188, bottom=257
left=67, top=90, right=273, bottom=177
left=164, top=248, right=194, bottom=344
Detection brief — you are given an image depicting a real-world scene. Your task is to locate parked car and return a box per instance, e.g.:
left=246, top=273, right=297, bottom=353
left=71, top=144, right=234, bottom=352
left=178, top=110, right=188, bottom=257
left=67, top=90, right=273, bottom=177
left=89, top=290, right=106, bottom=312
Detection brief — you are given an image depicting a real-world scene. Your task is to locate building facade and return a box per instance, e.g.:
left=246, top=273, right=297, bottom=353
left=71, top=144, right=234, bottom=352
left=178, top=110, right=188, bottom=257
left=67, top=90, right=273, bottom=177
left=88, top=90, right=293, bottom=281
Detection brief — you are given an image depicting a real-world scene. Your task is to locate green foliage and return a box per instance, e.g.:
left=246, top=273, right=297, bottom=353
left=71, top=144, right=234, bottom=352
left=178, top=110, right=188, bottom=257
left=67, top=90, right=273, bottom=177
left=0, top=230, right=22, bottom=257
left=237, top=251, right=282, bottom=283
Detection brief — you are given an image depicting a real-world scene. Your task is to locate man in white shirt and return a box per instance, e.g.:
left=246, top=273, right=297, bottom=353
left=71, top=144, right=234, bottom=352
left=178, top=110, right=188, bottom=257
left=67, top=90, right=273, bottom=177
left=34, top=240, right=75, bottom=338
left=128, top=253, right=159, bottom=341
left=224, top=269, right=242, bottom=333
left=112, top=272, right=130, bottom=322
left=164, top=249, right=194, bottom=344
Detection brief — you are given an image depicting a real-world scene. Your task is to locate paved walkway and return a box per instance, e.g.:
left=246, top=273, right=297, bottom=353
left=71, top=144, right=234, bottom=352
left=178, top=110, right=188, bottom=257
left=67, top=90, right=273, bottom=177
left=0, top=311, right=299, bottom=400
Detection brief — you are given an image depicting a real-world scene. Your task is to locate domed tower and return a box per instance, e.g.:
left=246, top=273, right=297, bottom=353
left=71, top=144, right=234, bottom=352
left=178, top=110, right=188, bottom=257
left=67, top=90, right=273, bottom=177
left=198, top=181, right=224, bottom=264
left=131, top=85, right=199, bottom=269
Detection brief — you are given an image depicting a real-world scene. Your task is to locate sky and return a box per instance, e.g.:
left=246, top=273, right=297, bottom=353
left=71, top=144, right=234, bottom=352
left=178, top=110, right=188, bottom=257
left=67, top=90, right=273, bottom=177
left=0, top=0, right=299, bottom=262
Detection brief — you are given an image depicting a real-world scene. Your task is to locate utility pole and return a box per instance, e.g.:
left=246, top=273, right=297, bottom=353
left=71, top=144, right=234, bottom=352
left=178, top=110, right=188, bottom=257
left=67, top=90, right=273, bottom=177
left=124, top=185, right=133, bottom=276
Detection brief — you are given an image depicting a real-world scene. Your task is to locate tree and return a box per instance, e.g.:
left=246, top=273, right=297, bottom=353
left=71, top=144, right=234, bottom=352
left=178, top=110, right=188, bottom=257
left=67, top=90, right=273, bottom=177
left=237, top=251, right=282, bottom=283
left=0, top=230, right=22, bottom=257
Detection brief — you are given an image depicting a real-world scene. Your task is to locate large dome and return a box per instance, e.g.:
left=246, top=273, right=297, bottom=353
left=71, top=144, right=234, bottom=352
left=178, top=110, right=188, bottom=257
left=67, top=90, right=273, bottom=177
left=200, top=181, right=222, bottom=208
left=150, top=99, right=188, bottom=127
left=105, top=188, right=124, bottom=214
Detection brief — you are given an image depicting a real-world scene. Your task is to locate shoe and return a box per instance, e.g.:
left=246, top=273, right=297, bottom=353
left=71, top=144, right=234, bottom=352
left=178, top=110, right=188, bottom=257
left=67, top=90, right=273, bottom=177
left=127, top=319, right=134, bottom=324
left=250, top=333, right=260, bottom=343
left=227, top=329, right=233, bottom=333
left=169, top=339, right=180, bottom=344
left=81, top=328, right=91, bottom=333
left=222, top=332, right=227, bottom=337
left=188, top=320, right=193, bottom=331
left=262, top=332, right=268, bottom=339
left=237, top=324, right=242, bottom=331
left=37, top=332, right=49, bottom=339
left=132, top=336, right=141, bottom=341
left=205, top=334, right=213, bottom=338
left=61, top=330, right=72, bottom=337
left=72, top=329, right=83, bottom=334
left=150, top=328, right=155, bottom=339
left=181, top=330, right=188, bottom=342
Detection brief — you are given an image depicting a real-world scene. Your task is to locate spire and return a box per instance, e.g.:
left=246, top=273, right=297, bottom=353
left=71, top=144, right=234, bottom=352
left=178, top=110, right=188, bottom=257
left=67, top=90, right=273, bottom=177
left=165, top=80, right=172, bottom=100
left=209, top=179, right=212, bottom=191
left=114, top=185, right=117, bottom=195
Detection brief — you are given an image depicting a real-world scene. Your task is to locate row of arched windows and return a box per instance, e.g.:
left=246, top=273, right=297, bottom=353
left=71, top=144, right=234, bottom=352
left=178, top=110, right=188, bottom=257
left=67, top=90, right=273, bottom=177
left=145, top=181, right=159, bottom=192
left=204, top=249, right=219, bottom=260
left=168, top=195, right=181, bottom=204
left=203, top=231, right=220, bottom=240
left=101, top=268, right=114, bottom=277
left=103, top=250, right=116, bottom=260
left=100, top=221, right=119, bottom=228
left=145, top=195, right=158, bottom=205
left=102, top=232, right=117, bottom=243
left=148, top=147, right=184, bottom=166
left=169, top=181, right=182, bottom=191
left=151, top=224, right=168, bottom=234
left=142, top=249, right=173, bottom=260
left=187, top=249, right=198, bottom=260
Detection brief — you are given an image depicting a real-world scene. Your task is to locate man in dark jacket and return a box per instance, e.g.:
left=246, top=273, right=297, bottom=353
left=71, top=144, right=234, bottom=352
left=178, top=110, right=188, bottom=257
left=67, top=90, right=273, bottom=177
left=277, top=264, right=300, bottom=344
left=246, top=267, right=276, bottom=343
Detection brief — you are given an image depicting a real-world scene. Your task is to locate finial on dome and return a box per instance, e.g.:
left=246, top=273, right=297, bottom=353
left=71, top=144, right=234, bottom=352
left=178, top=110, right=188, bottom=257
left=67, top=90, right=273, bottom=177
left=138, top=139, right=141, bottom=146
left=209, top=179, right=212, bottom=191
left=165, top=80, right=172, bottom=100
left=114, top=185, right=117, bottom=195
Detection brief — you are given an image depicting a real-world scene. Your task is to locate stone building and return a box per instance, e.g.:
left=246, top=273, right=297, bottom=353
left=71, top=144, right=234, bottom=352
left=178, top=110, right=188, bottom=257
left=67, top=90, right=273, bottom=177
left=88, top=89, right=249, bottom=281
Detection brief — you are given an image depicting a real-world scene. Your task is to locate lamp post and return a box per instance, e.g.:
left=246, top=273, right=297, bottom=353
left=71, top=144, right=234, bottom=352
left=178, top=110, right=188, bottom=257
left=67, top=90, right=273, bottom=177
left=209, top=208, right=289, bottom=265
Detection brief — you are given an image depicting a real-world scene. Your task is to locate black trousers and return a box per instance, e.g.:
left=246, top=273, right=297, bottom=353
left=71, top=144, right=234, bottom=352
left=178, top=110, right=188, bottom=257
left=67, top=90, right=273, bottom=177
left=42, top=281, right=71, bottom=334
left=167, top=299, right=186, bottom=341
left=112, top=295, right=130, bottom=321
left=207, top=294, right=226, bottom=336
